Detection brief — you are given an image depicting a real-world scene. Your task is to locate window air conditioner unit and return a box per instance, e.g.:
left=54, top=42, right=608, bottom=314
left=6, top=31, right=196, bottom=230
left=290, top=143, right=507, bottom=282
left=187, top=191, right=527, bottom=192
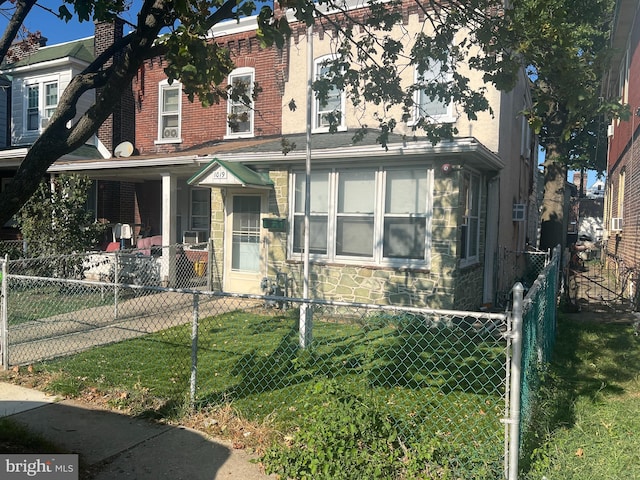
left=611, top=217, right=623, bottom=232
left=163, top=127, right=179, bottom=138
left=183, top=231, right=207, bottom=244
left=512, top=203, right=526, bottom=222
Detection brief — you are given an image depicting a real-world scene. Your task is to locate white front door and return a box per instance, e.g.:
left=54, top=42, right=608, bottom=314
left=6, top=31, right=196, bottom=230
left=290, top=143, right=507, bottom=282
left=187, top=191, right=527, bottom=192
left=224, top=192, right=265, bottom=294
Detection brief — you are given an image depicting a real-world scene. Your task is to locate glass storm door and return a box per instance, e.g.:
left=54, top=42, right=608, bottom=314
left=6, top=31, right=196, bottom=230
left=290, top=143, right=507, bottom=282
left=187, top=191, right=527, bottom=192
left=225, top=194, right=264, bottom=293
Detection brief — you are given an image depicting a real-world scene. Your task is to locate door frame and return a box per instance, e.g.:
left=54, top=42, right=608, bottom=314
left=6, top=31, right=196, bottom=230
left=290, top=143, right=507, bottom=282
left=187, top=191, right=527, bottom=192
left=223, top=189, right=268, bottom=294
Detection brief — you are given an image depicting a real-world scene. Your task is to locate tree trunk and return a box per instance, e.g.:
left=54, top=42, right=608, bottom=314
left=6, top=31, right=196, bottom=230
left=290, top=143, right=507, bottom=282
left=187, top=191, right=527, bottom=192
left=539, top=144, right=568, bottom=253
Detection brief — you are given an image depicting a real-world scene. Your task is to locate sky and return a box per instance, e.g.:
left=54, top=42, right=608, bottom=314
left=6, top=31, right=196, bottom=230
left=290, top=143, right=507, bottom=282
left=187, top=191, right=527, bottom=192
left=4, top=0, right=141, bottom=44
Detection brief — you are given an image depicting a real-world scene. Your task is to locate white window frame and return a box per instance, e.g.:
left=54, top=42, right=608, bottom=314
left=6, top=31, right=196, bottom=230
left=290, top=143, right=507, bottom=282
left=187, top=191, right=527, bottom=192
left=459, top=170, right=482, bottom=267
left=226, top=67, right=255, bottom=138
left=24, top=76, right=59, bottom=132
left=156, top=80, right=182, bottom=143
left=411, top=59, right=456, bottom=125
left=313, top=55, right=347, bottom=133
left=190, top=188, right=210, bottom=231
left=289, top=166, right=433, bottom=268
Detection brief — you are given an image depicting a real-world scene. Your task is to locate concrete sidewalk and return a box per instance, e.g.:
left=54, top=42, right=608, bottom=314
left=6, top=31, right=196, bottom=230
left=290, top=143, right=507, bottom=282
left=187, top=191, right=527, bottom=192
left=0, top=382, right=275, bottom=480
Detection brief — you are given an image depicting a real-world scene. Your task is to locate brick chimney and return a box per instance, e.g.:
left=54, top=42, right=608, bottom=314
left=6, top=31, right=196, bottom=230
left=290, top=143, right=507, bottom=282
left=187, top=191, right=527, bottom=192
left=95, top=19, right=135, bottom=155
left=5, top=32, right=47, bottom=63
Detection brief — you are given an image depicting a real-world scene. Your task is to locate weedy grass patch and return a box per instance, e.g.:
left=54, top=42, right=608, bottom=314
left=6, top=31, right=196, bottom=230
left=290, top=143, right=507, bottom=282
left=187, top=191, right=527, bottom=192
left=524, top=314, right=640, bottom=479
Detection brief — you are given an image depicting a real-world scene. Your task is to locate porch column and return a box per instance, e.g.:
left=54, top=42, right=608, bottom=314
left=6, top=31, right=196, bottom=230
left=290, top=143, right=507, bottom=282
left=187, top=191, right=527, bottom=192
left=161, top=173, right=177, bottom=287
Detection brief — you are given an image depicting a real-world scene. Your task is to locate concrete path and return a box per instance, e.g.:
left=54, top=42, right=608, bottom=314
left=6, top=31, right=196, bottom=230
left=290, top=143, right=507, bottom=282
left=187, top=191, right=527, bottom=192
left=7, top=291, right=261, bottom=366
left=0, top=382, right=275, bottom=480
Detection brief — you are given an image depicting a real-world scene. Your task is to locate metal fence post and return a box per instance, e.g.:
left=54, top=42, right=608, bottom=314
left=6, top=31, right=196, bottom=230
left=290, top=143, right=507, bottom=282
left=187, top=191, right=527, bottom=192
left=507, top=282, right=524, bottom=480
left=114, top=253, right=119, bottom=319
left=1, top=255, right=8, bottom=369
left=190, top=292, right=199, bottom=409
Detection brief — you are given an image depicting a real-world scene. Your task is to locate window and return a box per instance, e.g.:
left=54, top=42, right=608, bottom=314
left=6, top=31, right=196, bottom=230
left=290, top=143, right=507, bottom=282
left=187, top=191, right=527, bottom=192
left=26, top=85, right=39, bottom=131
left=460, top=171, right=481, bottom=265
left=313, top=55, right=346, bottom=131
left=291, top=167, right=432, bottom=266
left=25, top=80, right=58, bottom=132
left=413, top=59, right=454, bottom=123
left=383, top=170, right=429, bottom=259
left=227, top=68, right=254, bottom=137
left=190, top=188, right=210, bottom=230
left=44, top=82, right=58, bottom=121
left=293, top=171, right=329, bottom=254
left=158, top=81, right=181, bottom=141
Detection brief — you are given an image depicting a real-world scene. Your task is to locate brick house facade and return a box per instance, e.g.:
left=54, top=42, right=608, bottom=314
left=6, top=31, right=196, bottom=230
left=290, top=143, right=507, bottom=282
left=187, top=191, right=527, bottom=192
left=603, top=0, right=640, bottom=270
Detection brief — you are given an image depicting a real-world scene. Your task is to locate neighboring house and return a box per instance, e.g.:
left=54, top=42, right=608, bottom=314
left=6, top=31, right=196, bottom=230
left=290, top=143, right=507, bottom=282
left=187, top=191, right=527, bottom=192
left=0, top=31, right=106, bottom=239
left=602, top=0, right=640, bottom=268
left=44, top=2, right=536, bottom=310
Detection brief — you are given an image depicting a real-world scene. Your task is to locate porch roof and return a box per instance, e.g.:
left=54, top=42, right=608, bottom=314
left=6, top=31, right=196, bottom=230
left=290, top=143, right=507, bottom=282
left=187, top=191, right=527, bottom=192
left=187, top=158, right=274, bottom=188
left=47, top=132, right=504, bottom=181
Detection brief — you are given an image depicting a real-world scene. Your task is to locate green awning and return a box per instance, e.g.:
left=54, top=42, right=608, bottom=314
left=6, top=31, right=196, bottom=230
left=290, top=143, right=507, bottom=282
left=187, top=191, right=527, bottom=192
left=188, top=158, right=273, bottom=188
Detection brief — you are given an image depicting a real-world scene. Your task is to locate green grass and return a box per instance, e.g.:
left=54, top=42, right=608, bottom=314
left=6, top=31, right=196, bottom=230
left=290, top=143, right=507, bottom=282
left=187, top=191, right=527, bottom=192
left=8, top=283, right=114, bottom=325
left=35, top=309, right=507, bottom=477
left=524, top=314, right=640, bottom=479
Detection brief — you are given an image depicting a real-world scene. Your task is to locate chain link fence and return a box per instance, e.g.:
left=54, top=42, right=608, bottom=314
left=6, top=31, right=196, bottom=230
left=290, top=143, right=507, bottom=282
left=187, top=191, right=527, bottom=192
left=509, top=245, right=560, bottom=479
left=495, top=247, right=550, bottom=309
left=4, top=242, right=214, bottom=289
left=566, top=250, right=639, bottom=312
left=0, top=247, right=560, bottom=479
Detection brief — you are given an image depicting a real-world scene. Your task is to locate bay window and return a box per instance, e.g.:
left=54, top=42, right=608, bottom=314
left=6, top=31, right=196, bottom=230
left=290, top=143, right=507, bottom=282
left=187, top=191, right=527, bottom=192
left=291, top=167, right=433, bottom=266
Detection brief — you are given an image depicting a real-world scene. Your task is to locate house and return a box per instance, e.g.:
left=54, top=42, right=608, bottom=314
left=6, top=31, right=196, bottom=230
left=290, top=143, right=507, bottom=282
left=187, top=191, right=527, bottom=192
left=185, top=2, right=537, bottom=310
left=602, top=0, right=640, bottom=273
left=26, top=2, right=535, bottom=310
left=0, top=31, right=104, bottom=239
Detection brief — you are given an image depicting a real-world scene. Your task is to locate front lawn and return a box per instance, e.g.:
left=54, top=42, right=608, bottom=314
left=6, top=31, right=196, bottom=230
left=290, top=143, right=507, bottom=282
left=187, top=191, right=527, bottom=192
left=12, top=308, right=508, bottom=478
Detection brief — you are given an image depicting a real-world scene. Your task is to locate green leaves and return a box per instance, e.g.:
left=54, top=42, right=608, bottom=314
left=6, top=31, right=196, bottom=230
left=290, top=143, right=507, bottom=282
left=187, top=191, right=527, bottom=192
left=17, top=174, right=106, bottom=257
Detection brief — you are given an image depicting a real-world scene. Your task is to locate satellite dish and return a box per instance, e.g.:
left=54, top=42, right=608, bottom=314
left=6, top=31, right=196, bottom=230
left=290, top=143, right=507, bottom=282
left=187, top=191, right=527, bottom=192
left=114, top=141, right=134, bottom=158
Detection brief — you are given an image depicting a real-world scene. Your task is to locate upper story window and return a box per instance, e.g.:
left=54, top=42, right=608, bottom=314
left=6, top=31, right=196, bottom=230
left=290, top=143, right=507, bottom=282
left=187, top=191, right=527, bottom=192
left=291, top=166, right=433, bottom=267
left=313, top=55, right=346, bottom=132
left=460, top=171, right=482, bottom=266
left=25, top=79, right=58, bottom=132
left=413, top=59, right=455, bottom=124
left=157, top=81, right=181, bottom=142
left=226, top=67, right=254, bottom=137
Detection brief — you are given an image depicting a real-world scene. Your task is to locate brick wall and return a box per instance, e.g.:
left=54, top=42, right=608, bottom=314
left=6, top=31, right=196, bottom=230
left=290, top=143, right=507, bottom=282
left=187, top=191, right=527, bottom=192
left=132, top=31, right=285, bottom=155
left=95, top=20, right=135, bottom=153
left=5, top=33, right=47, bottom=63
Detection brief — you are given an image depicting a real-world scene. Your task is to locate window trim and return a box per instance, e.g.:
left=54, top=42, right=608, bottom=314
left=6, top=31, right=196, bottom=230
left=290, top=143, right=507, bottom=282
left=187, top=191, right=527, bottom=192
left=190, top=187, right=211, bottom=231
left=312, top=54, right=347, bottom=133
left=23, top=76, right=59, bottom=133
left=156, top=80, right=182, bottom=144
left=289, top=166, right=433, bottom=269
left=225, top=67, right=255, bottom=139
left=459, top=170, right=482, bottom=267
left=410, top=60, right=456, bottom=126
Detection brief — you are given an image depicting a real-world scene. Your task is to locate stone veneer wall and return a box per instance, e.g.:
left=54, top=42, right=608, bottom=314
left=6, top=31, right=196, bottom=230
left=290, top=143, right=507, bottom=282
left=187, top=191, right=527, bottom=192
left=253, top=167, right=486, bottom=310
left=209, top=188, right=225, bottom=291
